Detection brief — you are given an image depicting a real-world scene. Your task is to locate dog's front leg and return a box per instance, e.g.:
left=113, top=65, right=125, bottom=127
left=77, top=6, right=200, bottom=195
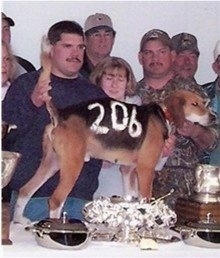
left=120, top=165, right=139, bottom=201
left=136, top=119, right=166, bottom=199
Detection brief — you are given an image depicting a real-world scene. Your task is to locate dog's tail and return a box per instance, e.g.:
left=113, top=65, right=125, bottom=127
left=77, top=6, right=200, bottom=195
left=39, top=35, right=52, bottom=82
left=46, top=100, right=59, bottom=127
left=39, top=36, right=59, bottom=127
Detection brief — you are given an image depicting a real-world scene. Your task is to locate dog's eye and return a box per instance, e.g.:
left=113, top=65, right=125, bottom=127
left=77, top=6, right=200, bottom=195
left=192, top=102, right=199, bottom=107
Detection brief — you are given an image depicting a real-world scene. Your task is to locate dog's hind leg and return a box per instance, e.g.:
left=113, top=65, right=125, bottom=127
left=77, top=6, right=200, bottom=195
left=48, top=118, right=87, bottom=218
left=13, top=126, right=59, bottom=225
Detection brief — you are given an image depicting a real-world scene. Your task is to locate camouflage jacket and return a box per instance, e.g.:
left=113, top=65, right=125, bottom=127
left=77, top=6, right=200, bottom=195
left=136, top=76, right=219, bottom=169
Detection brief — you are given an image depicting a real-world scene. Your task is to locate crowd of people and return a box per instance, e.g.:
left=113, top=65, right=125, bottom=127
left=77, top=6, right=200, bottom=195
left=2, top=11, right=219, bottom=221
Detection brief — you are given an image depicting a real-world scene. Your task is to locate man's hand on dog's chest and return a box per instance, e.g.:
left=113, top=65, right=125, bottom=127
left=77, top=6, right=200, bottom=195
left=177, top=120, right=201, bottom=138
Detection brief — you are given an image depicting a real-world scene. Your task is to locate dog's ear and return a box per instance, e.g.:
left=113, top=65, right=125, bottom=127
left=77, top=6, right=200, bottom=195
left=164, top=95, right=185, bottom=128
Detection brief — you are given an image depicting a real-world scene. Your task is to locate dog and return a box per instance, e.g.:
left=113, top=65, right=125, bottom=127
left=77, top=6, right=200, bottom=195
left=13, top=90, right=215, bottom=225
left=13, top=39, right=215, bottom=225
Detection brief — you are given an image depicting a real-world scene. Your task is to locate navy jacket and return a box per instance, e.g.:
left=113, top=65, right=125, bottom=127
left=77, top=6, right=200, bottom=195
left=2, top=70, right=106, bottom=200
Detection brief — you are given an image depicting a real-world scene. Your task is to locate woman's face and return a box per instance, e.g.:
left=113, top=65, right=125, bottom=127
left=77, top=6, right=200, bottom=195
left=2, top=44, right=12, bottom=85
left=100, top=67, right=128, bottom=101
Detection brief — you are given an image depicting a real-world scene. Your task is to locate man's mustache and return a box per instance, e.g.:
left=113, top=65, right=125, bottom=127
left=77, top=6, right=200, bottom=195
left=149, top=62, right=162, bottom=67
left=66, top=57, right=81, bottom=63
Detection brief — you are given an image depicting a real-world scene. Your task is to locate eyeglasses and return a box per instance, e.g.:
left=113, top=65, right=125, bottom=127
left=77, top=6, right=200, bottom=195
left=89, top=31, right=114, bottom=39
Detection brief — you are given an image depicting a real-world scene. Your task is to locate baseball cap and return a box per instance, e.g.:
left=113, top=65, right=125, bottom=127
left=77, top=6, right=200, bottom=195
left=213, top=40, right=220, bottom=61
left=84, top=13, right=115, bottom=34
left=2, top=12, right=15, bottom=26
left=140, top=29, right=173, bottom=51
left=172, top=33, right=200, bottom=56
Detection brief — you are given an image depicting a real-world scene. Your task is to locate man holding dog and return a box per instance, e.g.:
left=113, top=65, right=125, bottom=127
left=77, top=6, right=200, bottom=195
left=2, top=20, right=106, bottom=222
left=137, top=29, right=218, bottom=209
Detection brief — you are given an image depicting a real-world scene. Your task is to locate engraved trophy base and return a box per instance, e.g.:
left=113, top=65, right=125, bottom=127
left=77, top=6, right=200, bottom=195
left=175, top=197, right=220, bottom=224
left=2, top=202, right=12, bottom=245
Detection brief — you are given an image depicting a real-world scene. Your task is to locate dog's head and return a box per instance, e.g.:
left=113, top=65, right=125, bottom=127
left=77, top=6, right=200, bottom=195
left=164, top=89, right=216, bottom=127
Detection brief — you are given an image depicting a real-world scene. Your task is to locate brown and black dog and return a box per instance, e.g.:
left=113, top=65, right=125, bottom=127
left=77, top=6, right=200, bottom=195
left=13, top=88, right=215, bottom=225
left=13, top=97, right=169, bottom=224
left=13, top=39, right=215, bottom=225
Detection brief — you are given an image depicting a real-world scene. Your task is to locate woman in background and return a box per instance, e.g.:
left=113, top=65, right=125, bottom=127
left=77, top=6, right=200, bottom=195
left=90, top=56, right=141, bottom=198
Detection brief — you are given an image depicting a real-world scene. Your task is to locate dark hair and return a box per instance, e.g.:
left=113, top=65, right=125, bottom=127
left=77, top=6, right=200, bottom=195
left=48, top=20, right=84, bottom=45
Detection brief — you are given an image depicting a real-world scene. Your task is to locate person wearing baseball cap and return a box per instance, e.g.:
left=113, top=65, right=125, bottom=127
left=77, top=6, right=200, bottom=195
left=2, top=12, right=15, bottom=44
left=138, top=28, right=175, bottom=92
left=202, top=40, right=220, bottom=165
left=80, top=13, right=116, bottom=78
left=136, top=29, right=218, bottom=209
left=172, top=32, right=200, bottom=80
left=1, top=12, right=36, bottom=78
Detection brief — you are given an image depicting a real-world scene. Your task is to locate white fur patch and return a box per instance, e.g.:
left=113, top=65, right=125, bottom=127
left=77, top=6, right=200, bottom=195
left=41, top=35, right=51, bottom=54
left=186, top=113, right=210, bottom=126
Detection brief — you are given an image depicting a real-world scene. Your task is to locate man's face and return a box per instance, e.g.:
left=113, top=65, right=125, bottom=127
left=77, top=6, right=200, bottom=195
left=2, top=44, right=13, bottom=84
left=212, top=55, right=220, bottom=77
left=173, top=50, right=199, bottom=79
left=85, top=28, right=115, bottom=58
left=2, top=19, right=11, bottom=44
left=138, top=39, right=175, bottom=79
left=50, top=33, right=85, bottom=78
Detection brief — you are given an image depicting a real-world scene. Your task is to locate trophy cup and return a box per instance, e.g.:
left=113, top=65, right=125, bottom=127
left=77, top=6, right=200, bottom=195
left=175, top=164, right=220, bottom=248
left=2, top=151, right=21, bottom=245
left=175, top=164, right=220, bottom=224
left=2, top=122, right=21, bottom=244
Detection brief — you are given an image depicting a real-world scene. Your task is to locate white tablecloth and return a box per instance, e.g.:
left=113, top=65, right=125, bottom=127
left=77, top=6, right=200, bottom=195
left=2, top=223, right=219, bottom=258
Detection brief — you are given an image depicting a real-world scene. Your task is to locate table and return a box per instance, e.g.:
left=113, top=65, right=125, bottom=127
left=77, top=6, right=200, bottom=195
left=2, top=223, right=219, bottom=258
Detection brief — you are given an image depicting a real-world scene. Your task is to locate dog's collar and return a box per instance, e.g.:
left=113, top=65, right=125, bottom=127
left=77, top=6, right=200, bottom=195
left=163, top=107, right=173, bottom=123
left=163, top=107, right=176, bottom=134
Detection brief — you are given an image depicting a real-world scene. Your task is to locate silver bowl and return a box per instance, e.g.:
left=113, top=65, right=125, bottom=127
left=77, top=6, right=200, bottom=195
left=2, top=151, right=21, bottom=188
left=180, top=222, right=220, bottom=249
left=26, top=217, right=90, bottom=250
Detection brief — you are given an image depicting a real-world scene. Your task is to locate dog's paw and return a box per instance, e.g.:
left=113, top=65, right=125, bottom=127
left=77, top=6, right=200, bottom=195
left=13, top=216, right=32, bottom=226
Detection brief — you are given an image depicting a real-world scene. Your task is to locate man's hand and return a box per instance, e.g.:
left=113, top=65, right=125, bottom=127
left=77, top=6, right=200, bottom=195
left=162, top=133, right=176, bottom=157
left=177, top=120, right=200, bottom=138
left=177, top=120, right=216, bottom=150
left=31, top=79, right=52, bottom=107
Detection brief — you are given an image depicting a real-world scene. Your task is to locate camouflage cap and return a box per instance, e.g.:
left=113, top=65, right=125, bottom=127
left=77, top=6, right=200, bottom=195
left=2, top=12, right=15, bottom=26
left=140, top=29, right=173, bottom=51
left=172, top=33, right=200, bottom=56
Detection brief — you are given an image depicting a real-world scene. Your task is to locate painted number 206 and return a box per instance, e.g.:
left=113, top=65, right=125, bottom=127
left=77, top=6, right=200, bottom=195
left=88, top=101, right=142, bottom=138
